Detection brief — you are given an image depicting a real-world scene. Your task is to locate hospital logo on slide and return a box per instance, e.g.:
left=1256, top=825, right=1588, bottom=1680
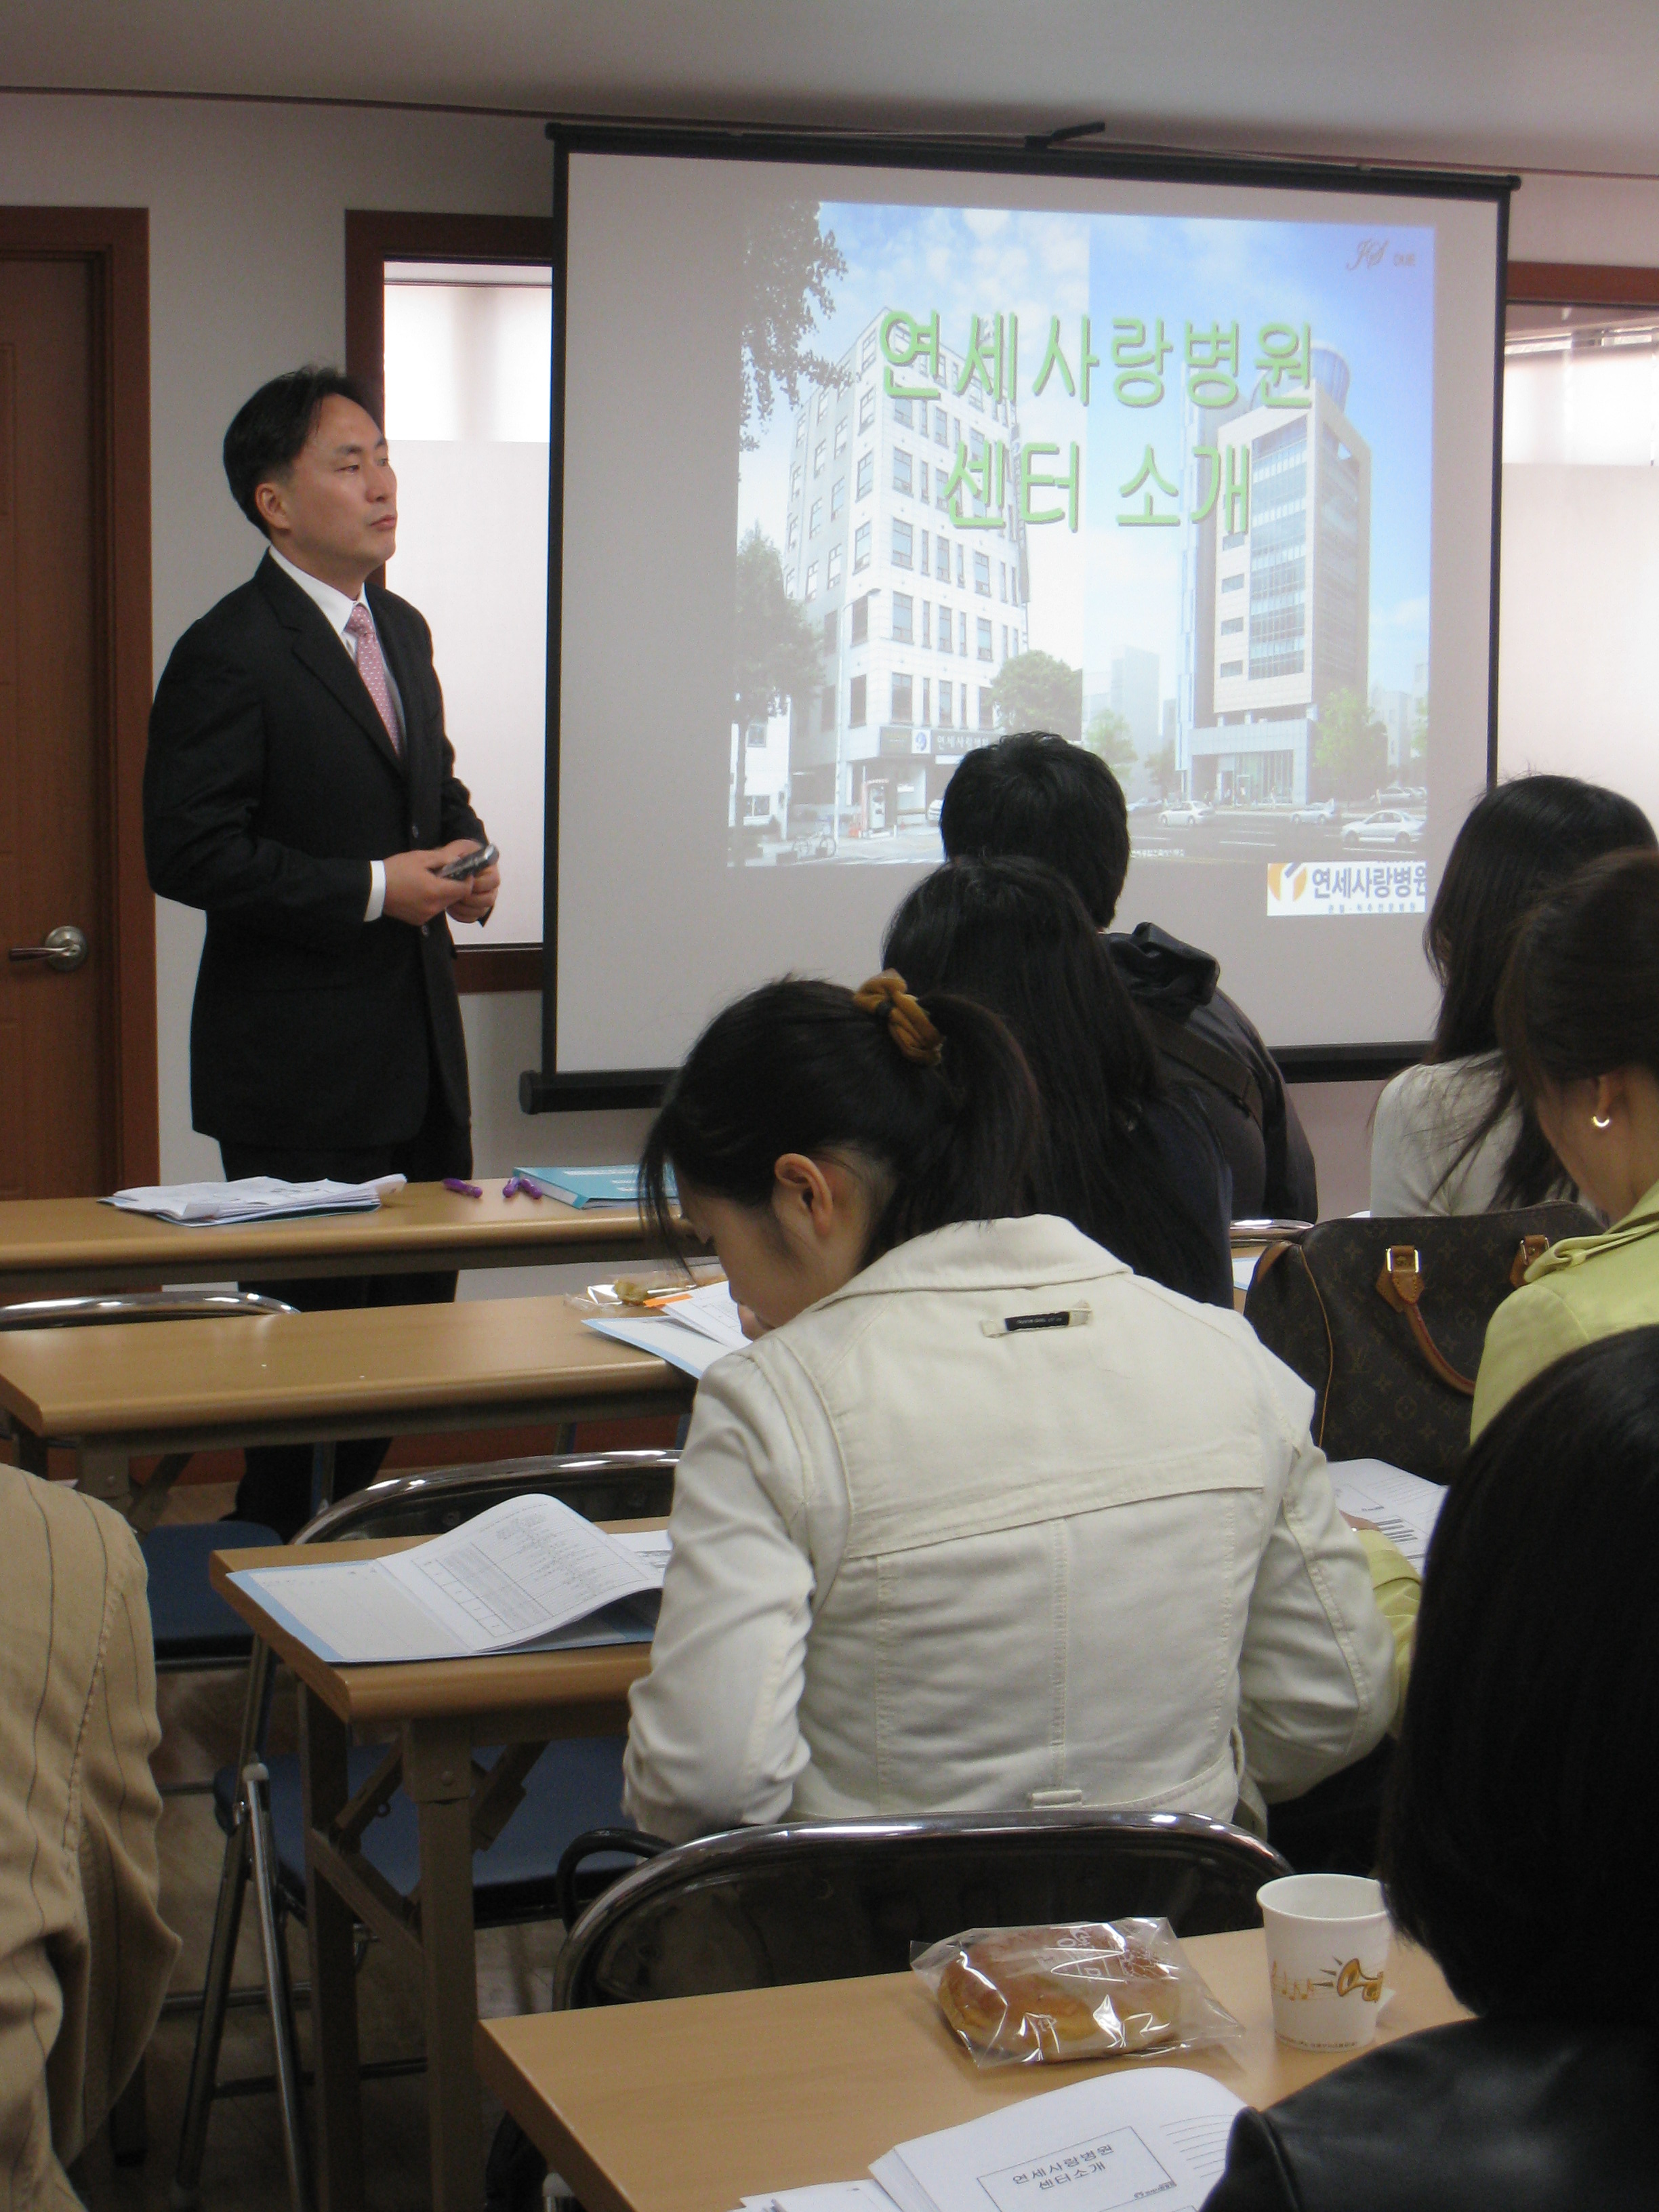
left=1268, top=860, right=1428, bottom=916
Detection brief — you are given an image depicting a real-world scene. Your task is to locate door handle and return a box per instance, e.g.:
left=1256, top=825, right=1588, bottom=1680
left=8, top=926, right=89, bottom=973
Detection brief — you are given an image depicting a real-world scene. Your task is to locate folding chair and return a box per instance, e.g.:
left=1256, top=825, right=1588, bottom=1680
left=172, top=1448, right=678, bottom=2212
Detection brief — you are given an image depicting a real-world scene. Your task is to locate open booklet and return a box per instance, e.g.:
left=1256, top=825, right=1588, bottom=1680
left=581, top=1279, right=750, bottom=1380
left=228, top=1495, right=670, bottom=1665
left=738, top=2067, right=1244, bottom=2212
left=1325, top=1456, right=1447, bottom=1572
left=104, top=1173, right=406, bottom=1225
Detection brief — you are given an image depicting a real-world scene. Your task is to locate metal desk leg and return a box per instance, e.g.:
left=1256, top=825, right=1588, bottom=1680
left=299, top=1691, right=364, bottom=2212
left=404, top=1719, right=484, bottom=2212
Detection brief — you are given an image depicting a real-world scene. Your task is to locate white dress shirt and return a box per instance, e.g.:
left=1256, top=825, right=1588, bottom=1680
left=268, top=545, right=403, bottom=922
left=623, top=1214, right=1395, bottom=1845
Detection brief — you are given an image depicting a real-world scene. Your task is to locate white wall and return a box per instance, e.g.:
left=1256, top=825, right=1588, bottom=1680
left=3, top=95, right=1656, bottom=1206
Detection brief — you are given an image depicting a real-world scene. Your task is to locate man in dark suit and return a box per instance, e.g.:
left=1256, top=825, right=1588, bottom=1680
left=145, top=367, right=500, bottom=1534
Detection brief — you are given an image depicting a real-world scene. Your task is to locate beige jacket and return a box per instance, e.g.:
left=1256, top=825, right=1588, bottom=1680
left=0, top=1473, right=178, bottom=2211
left=623, top=1216, right=1396, bottom=1845
left=1472, top=1176, right=1659, bottom=1439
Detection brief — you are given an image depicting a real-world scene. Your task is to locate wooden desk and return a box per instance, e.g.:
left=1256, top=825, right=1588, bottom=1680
left=477, top=1929, right=1469, bottom=2212
left=0, top=1294, right=692, bottom=1509
left=215, top=1534, right=653, bottom=2212
left=0, top=1179, right=673, bottom=1303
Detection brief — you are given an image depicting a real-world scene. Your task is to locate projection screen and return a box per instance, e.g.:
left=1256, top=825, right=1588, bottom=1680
left=525, top=129, right=1511, bottom=1108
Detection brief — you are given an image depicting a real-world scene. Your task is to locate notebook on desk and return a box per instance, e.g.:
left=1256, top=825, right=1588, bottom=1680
left=228, top=1497, right=670, bottom=1665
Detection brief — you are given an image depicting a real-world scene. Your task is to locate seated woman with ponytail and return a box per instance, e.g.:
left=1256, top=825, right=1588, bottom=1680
left=621, top=971, right=1397, bottom=1844
left=883, top=855, right=1233, bottom=1306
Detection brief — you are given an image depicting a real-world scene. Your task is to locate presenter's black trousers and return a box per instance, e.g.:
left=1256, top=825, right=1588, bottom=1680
left=220, top=1087, right=472, bottom=1539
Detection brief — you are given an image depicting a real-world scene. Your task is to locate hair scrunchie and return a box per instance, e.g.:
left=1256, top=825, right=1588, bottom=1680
left=853, top=970, right=945, bottom=1067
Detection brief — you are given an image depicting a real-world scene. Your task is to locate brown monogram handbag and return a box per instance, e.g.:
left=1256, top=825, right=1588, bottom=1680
left=1242, top=1206, right=1599, bottom=1483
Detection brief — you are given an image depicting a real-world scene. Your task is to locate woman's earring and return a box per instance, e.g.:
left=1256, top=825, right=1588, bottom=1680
left=1592, top=1110, right=1613, bottom=1130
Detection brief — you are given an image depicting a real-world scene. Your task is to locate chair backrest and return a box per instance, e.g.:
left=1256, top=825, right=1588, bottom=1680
left=293, top=1449, right=679, bottom=1544
left=0, top=1289, right=295, bottom=1330
left=553, top=1809, right=1288, bottom=2009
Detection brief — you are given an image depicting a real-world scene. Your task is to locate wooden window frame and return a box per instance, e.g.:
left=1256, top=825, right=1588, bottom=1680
left=345, top=209, right=555, bottom=996
left=1507, top=260, right=1659, bottom=309
left=0, top=207, right=156, bottom=1184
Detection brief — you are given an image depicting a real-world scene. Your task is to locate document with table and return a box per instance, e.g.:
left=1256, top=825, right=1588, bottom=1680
left=740, top=2068, right=1245, bottom=2212
left=228, top=1495, right=670, bottom=1663
left=1326, top=1457, right=1448, bottom=1571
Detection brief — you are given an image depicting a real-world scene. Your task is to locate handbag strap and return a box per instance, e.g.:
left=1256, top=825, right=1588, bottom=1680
left=1375, top=1246, right=1476, bottom=1396
left=1256, top=1237, right=1336, bottom=1448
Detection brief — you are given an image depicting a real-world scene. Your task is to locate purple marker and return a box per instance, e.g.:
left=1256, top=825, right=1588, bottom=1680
left=443, top=1177, right=483, bottom=1199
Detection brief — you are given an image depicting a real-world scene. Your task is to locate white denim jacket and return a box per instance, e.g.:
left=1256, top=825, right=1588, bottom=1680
left=623, top=1215, right=1394, bottom=1844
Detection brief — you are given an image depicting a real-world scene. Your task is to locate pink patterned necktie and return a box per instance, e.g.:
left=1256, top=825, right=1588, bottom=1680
left=344, top=602, right=402, bottom=755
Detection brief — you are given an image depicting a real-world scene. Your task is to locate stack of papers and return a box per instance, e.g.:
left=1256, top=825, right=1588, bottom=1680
left=582, top=1279, right=750, bottom=1379
left=228, top=1494, right=670, bottom=1664
left=737, top=2068, right=1246, bottom=2212
left=104, top=1174, right=405, bottom=1225
left=515, top=1166, right=657, bottom=1208
left=1326, top=1456, right=1448, bottom=1571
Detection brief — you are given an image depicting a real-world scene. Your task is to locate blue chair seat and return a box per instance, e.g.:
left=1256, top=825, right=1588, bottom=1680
left=142, top=1519, right=282, bottom=1662
left=213, top=1738, right=633, bottom=1926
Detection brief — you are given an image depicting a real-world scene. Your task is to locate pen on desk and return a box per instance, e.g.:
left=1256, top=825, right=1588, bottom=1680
left=443, top=1178, right=484, bottom=1198
left=501, top=1175, right=542, bottom=1200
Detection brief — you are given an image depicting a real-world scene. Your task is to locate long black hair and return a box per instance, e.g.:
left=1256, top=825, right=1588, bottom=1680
left=1496, top=846, right=1659, bottom=1113
left=639, top=975, right=1039, bottom=1271
left=1425, top=775, right=1654, bottom=1203
left=882, top=857, right=1231, bottom=1304
left=1380, top=1328, right=1659, bottom=2024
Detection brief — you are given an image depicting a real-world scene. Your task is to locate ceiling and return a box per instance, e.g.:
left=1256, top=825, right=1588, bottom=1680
left=2, top=0, right=1656, bottom=179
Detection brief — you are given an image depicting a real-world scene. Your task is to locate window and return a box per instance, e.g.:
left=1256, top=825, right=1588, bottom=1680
left=936, top=536, right=950, bottom=581
left=973, top=551, right=991, bottom=596
left=851, top=594, right=869, bottom=644
left=892, top=673, right=913, bottom=723
left=918, top=462, right=929, bottom=504
left=933, top=405, right=949, bottom=447
left=892, top=592, right=914, bottom=643
left=805, top=560, right=819, bottom=598
left=921, top=602, right=931, bottom=648
left=822, top=611, right=838, bottom=654
left=827, top=544, right=844, bottom=588
left=791, top=464, right=803, bottom=499
left=978, top=687, right=996, bottom=729
left=1001, top=624, right=1008, bottom=658
left=850, top=674, right=867, bottom=725
left=834, top=417, right=848, bottom=457
left=745, top=721, right=768, bottom=748
left=893, top=518, right=914, bottom=569
left=809, top=499, right=822, bottom=537
left=1000, top=562, right=1008, bottom=601
left=787, top=516, right=800, bottom=549
left=818, top=388, right=831, bottom=417
left=920, top=676, right=930, bottom=722
left=938, top=682, right=954, bottom=727
left=956, top=545, right=966, bottom=588
left=853, top=520, right=872, bottom=571
left=814, top=441, right=825, bottom=476
left=1222, top=573, right=1244, bottom=592
left=893, top=395, right=913, bottom=427
left=861, top=329, right=878, bottom=370
left=858, top=386, right=875, bottom=431
left=830, top=476, right=846, bottom=519
left=937, top=603, right=951, bottom=653
left=893, top=447, right=914, bottom=496
left=977, top=617, right=994, bottom=661
left=919, top=529, right=929, bottom=573
left=958, top=610, right=968, bottom=654
left=1220, top=615, right=1244, bottom=635
left=1219, top=659, right=1244, bottom=678
left=796, top=413, right=805, bottom=442
left=743, top=793, right=771, bottom=821
left=856, top=451, right=874, bottom=499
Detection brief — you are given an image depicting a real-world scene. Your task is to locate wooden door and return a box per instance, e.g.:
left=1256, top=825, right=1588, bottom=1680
left=0, top=255, right=110, bottom=1197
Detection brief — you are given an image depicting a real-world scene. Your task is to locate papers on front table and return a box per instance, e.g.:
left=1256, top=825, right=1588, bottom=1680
left=1326, top=1456, right=1448, bottom=1571
left=742, top=2188, right=899, bottom=2212
left=870, top=2068, right=1244, bottom=2212
left=582, top=1279, right=750, bottom=1379
left=104, top=1174, right=406, bottom=1225
left=228, top=1494, right=668, bottom=1665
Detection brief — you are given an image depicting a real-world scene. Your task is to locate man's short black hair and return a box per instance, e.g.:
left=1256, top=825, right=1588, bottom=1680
left=937, top=731, right=1130, bottom=926
left=222, top=367, right=384, bottom=537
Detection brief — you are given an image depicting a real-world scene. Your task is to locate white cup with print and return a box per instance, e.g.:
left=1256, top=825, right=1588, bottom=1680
left=1258, top=1872, right=1393, bottom=2051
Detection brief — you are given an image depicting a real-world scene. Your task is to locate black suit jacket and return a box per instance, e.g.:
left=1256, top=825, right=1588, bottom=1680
left=144, top=554, right=486, bottom=1149
left=1201, top=2019, right=1658, bottom=2211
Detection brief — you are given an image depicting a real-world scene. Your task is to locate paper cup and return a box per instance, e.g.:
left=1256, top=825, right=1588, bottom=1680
left=1258, top=1873, right=1393, bottom=2051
